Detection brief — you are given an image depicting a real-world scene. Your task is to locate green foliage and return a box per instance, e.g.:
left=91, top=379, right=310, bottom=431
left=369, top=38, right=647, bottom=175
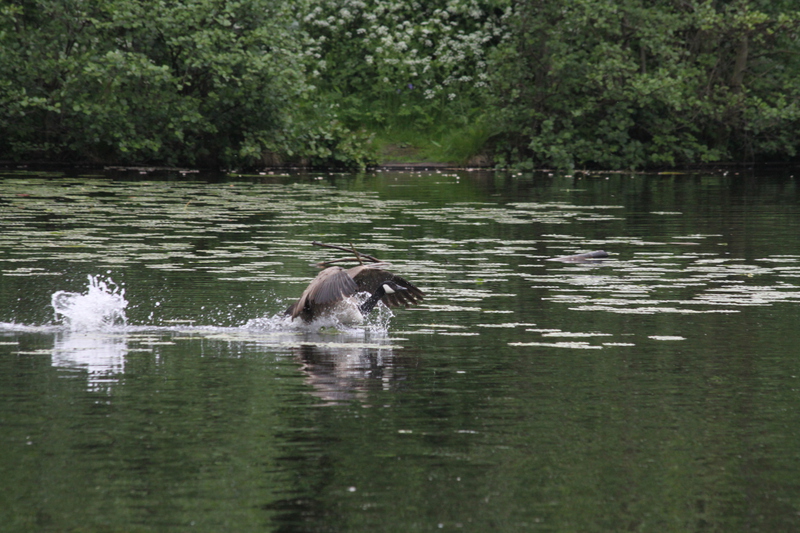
left=302, top=0, right=509, bottom=147
left=289, top=112, right=378, bottom=169
left=3, top=0, right=800, bottom=170
left=489, top=0, right=800, bottom=170
left=399, top=113, right=495, bottom=164
left=0, top=0, right=374, bottom=168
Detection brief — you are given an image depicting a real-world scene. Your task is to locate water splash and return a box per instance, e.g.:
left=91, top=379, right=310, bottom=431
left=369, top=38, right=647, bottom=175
left=245, top=293, right=396, bottom=333
left=51, top=275, right=128, bottom=331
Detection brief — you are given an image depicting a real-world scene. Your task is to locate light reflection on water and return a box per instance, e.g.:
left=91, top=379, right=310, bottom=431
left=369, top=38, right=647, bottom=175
left=2, top=168, right=800, bottom=531
left=51, top=331, right=128, bottom=391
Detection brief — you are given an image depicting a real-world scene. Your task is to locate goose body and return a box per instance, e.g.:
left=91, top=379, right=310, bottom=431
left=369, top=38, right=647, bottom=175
left=286, top=264, right=424, bottom=323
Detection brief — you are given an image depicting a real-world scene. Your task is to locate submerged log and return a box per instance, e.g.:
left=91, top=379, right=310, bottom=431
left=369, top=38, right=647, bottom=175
left=547, top=250, right=610, bottom=263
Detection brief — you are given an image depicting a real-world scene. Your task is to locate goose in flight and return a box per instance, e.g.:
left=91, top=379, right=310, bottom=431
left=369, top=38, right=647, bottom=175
left=286, top=264, right=424, bottom=323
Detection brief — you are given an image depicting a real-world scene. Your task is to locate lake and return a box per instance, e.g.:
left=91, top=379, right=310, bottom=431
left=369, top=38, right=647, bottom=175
left=2, top=166, right=800, bottom=532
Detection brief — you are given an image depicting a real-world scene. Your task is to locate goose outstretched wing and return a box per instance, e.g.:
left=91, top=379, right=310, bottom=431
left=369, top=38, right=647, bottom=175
left=348, top=265, right=425, bottom=308
left=286, top=266, right=359, bottom=320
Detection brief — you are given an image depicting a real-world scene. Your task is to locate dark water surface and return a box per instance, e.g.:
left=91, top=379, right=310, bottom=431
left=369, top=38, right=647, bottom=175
left=2, top=167, right=800, bottom=532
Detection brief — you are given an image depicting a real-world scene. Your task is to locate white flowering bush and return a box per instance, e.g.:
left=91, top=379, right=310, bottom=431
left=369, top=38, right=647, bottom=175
left=302, top=0, right=509, bottom=130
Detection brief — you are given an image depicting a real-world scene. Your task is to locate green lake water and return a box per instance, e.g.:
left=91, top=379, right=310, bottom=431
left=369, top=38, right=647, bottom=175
left=2, top=167, right=800, bottom=531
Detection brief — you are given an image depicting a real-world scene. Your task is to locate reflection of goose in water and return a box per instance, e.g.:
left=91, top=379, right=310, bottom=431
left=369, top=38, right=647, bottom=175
left=293, top=340, right=417, bottom=405
left=286, top=264, right=424, bottom=324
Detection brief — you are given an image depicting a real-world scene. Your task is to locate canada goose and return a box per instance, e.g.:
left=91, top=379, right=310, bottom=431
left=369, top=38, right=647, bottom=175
left=286, top=264, right=424, bottom=323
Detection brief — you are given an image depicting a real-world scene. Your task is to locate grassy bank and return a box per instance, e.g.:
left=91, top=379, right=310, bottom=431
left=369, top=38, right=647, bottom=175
left=371, top=116, right=495, bottom=167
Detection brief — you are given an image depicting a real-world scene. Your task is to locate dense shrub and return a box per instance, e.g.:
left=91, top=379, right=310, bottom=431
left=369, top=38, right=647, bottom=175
left=0, top=0, right=376, bottom=168
left=489, top=0, right=800, bottom=169
left=3, top=0, right=800, bottom=170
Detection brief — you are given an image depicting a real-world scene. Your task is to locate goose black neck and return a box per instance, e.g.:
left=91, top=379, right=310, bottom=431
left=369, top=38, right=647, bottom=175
left=359, top=286, right=386, bottom=315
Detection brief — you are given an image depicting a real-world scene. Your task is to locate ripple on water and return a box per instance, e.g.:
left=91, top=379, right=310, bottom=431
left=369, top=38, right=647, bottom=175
left=530, top=251, right=800, bottom=316
left=2, top=174, right=800, bottom=345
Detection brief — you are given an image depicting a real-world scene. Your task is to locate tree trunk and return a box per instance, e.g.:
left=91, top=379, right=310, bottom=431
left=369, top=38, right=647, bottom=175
left=730, top=34, right=749, bottom=92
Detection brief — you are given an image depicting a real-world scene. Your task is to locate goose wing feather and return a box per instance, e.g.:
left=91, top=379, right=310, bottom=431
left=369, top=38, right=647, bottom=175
left=286, top=267, right=359, bottom=319
left=348, top=266, right=425, bottom=308
left=381, top=274, right=424, bottom=307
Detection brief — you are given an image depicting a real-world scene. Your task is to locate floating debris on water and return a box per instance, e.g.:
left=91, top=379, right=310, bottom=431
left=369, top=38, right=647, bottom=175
left=509, top=341, right=604, bottom=349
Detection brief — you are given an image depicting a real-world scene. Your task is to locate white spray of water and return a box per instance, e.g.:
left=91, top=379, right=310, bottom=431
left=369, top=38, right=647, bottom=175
left=245, top=293, right=395, bottom=333
left=51, top=275, right=128, bottom=331
left=46, top=275, right=395, bottom=335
